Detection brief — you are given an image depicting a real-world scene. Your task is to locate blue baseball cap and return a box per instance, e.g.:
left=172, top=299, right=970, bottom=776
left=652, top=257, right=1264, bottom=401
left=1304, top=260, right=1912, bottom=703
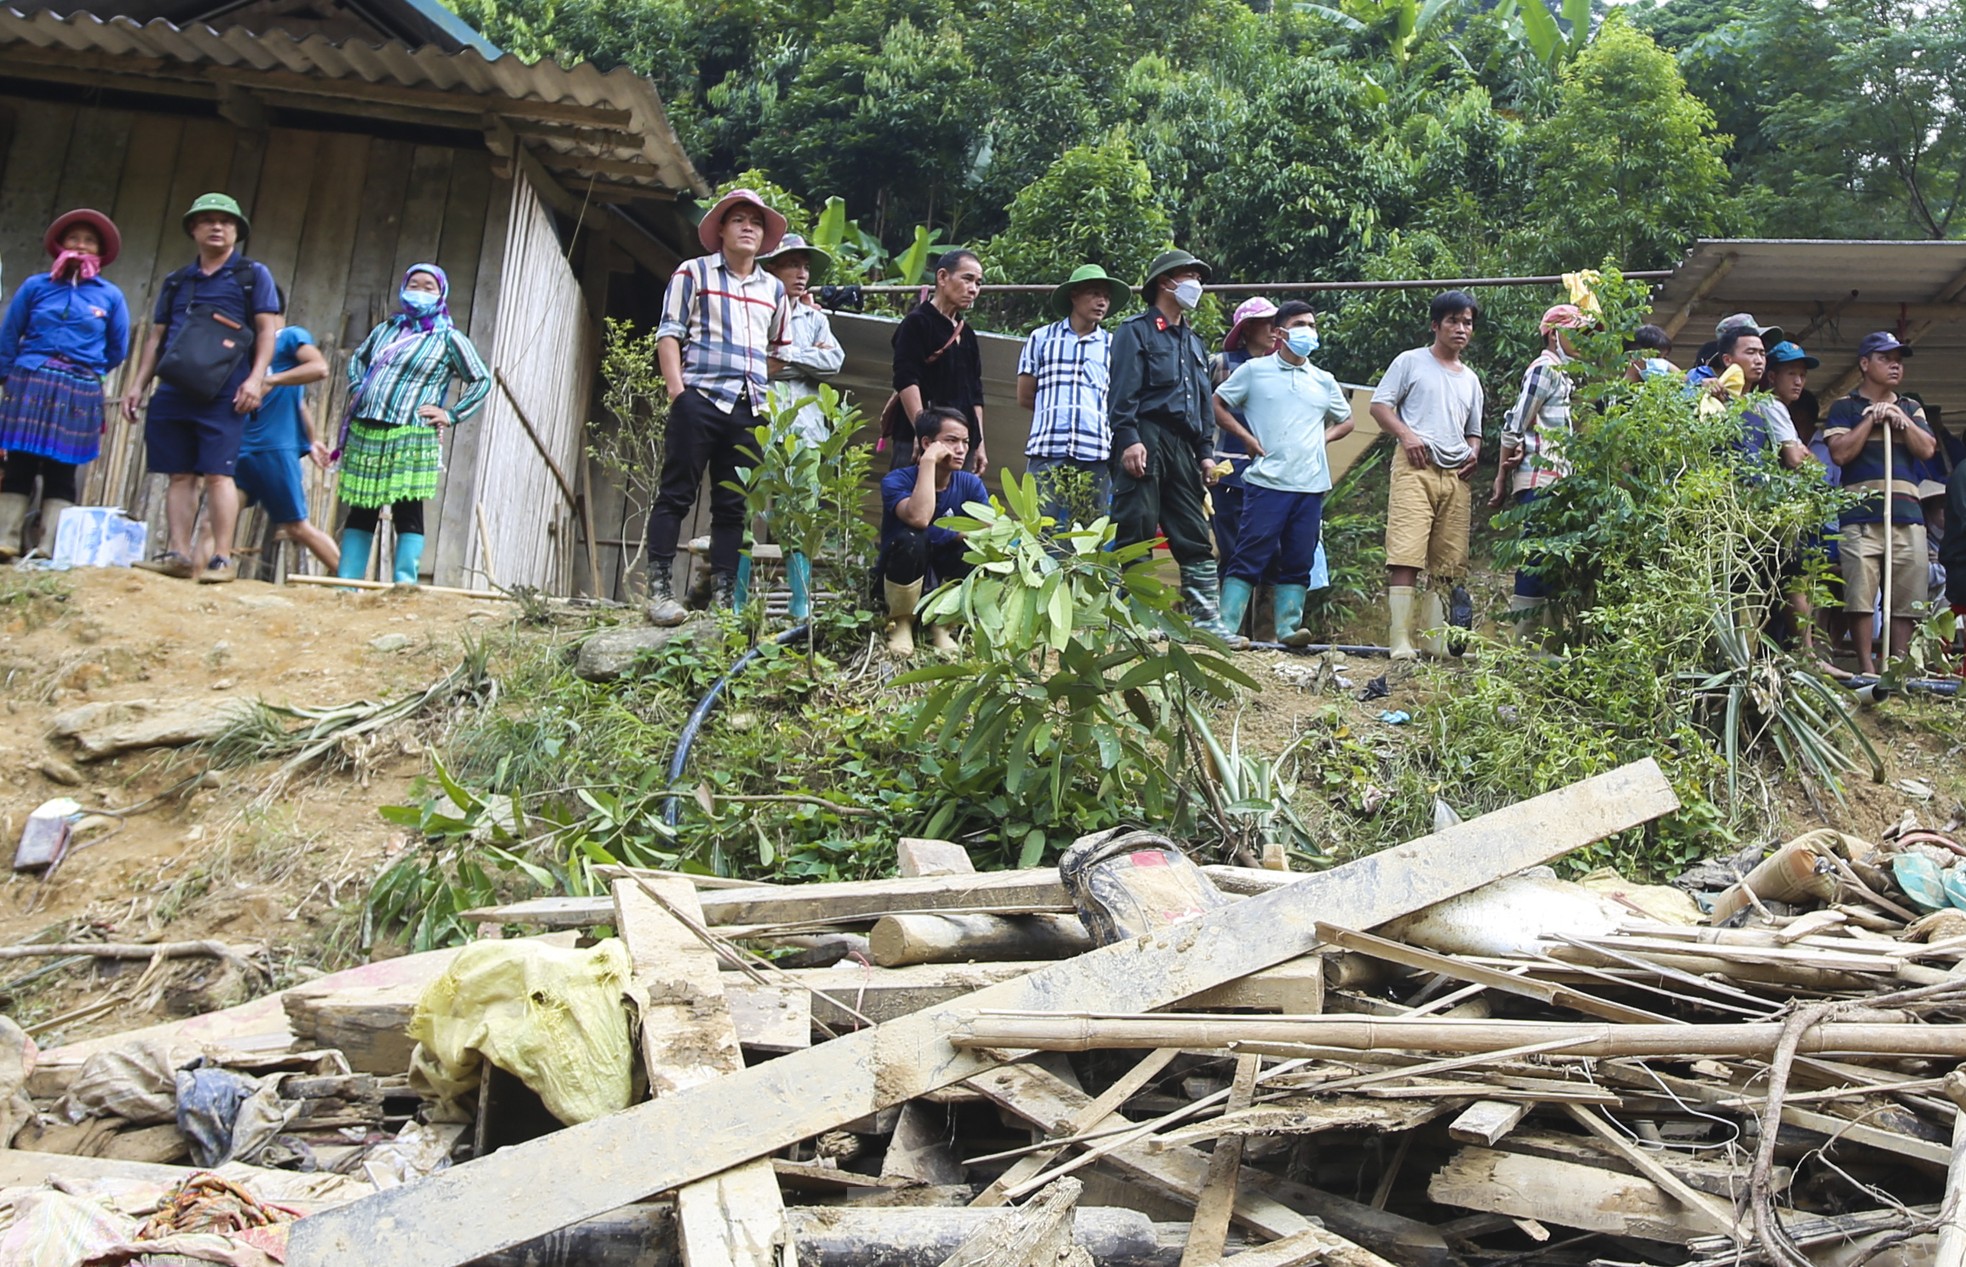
left=1858, top=331, right=1913, bottom=358
left=1766, top=341, right=1819, bottom=369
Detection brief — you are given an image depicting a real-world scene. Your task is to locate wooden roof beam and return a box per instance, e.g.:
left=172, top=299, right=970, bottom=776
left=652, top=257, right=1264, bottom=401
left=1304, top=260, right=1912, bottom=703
left=1824, top=259, right=1966, bottom=397
left=1659, top=252, right=1736, bottom=340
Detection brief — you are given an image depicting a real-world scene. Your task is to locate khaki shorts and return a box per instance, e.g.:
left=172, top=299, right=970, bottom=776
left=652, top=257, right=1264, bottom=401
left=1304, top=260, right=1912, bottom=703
left=1840, top=522, right=1926, bottom=617
left=1385, top=457, right=1471, bottom=579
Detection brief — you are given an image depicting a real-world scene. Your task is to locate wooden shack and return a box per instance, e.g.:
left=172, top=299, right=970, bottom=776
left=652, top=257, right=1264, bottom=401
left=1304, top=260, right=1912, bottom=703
left=0, top=0, right=703, bottom=592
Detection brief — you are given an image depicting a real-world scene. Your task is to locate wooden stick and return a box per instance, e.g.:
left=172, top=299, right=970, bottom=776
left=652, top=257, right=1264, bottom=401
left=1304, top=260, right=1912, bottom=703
left=950, top=1015, right=1966, bottom=1059
left=286, top=573, right=512, bottom=601
left=1935, top=1073, right=1966, bottom=1267
left=1316, top=922, right=1675, bottom=1025
left=1181, top=1053, right=1259, bottom=1266
left=0, top=940, right=256, bottom=964
left=494, top=369, right=578, bottom=508
left=1563, top=1104, right=1740, bottom=1238
left=474, top=499, right=501, bottom=590
left=970, top=1048, right=1179, bottom=1207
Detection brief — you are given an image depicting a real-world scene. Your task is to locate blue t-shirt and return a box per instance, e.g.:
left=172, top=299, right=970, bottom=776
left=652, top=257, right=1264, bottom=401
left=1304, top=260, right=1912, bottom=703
left=879, top=466, right=987, bottom=559
left=0, top=274, right=131, bottom=378
left=239, top=327, right=314, bottom=457
left=148, top=252, right=281, bottom=422
left=1214, top=355, right=1350, bottom=494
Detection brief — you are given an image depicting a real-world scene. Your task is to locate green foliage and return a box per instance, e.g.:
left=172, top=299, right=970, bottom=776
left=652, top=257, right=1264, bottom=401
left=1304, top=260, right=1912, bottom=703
left=735, top=385, right=881, bottom=652
left=899, top=473, right=1258, bottom=865
left=981, top=136, right=1171, bottom=331
left=587, top=319, right=671, bottom=580
left=1191, top=59, right=1411, bottom=282
left=1681, top=613, right=1883, bottom=802
left=1519, top=16, right=1732, bottom=271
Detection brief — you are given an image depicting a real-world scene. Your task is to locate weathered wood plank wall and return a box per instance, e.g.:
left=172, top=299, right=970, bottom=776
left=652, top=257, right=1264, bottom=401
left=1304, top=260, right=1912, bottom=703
left=0, top=95, right=564, bottom=587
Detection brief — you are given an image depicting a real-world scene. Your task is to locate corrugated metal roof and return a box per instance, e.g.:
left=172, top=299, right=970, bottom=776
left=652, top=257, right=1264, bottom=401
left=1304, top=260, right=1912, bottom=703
left=1651, top=239, right=1966, bottom=414
left=0, top=6, right=707, bottom=196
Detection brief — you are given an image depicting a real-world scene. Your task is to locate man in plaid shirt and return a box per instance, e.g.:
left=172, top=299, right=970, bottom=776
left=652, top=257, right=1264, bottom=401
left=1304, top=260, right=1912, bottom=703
left=1493, top=302, right=1589, bottom=640
left=645, top=188, right=793, bottom=625
left=1016, top=264, right=1129, bottom=530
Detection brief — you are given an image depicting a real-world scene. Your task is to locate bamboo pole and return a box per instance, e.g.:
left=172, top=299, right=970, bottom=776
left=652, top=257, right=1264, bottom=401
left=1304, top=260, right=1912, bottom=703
left=949, top=1014, right=1966, bottom=1060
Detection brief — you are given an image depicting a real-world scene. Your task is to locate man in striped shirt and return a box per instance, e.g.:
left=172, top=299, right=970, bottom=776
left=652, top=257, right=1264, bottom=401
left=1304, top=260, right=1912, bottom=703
left=1493, top=303, right=1587, bottom=639
left=646, top=188, right=794, bottom=625
left=1016, top=263, right=1126, bottom=530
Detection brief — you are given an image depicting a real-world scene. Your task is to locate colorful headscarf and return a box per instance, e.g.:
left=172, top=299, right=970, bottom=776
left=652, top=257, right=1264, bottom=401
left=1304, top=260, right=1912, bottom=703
left=398, top=263, right=453, bottom=333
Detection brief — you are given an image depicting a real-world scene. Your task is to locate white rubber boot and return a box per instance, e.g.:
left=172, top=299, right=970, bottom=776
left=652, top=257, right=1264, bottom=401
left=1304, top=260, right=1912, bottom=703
left=884, top=579, right=921, bottom=657
left=1387, top=586, right=1418, bottom=661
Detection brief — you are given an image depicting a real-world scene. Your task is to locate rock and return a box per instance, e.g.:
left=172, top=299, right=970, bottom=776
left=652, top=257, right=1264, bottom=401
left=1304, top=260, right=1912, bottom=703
left=37, top=757, right=84, bottom=787
left=368, top=633, right=412, bottom=653
left=233, top=594, right=294, bottom=611
left=574, top=622, right=701, bottom=682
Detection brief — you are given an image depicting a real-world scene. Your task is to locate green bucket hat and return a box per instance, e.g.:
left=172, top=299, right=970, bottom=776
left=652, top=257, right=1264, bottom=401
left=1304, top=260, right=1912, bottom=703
left=183, top=192, right=250, bottom=238
left=757, top=233, right=833, bottom=285
left=1140, top=247, right=1211, bottom=296
left=1049, top=264, right=1130, bottom=318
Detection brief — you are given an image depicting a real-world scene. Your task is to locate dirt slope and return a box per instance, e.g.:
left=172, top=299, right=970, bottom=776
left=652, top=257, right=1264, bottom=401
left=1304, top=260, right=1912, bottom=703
left=0, top=568, right=518, bottom=1037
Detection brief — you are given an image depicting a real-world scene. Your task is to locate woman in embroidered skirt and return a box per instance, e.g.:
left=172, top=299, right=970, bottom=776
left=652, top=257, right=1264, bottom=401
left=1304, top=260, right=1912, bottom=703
left=334, top=264, right=489, bottom=585
left=0, top=209, right=131, bottom=559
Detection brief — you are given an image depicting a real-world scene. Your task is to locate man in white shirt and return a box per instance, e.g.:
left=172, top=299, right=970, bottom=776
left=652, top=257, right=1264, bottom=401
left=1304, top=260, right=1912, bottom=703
left=1369, top=291, right=1485, bottom=659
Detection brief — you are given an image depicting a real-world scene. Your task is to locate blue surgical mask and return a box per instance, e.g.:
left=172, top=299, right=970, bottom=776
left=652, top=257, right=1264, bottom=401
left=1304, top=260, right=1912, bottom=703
left=401, top=288, right=440, bottom=315
left=1284, top=327, right=1320, bottom=357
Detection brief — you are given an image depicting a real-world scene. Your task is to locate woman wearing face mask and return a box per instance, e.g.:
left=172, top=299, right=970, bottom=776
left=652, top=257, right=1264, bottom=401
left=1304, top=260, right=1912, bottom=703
left=0, top=209, right=131, bottom=559
left=332, top=265, right=489, bottom=585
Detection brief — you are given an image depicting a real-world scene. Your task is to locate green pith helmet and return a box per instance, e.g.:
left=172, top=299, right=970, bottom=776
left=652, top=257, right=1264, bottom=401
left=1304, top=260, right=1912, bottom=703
left=182, top=192, right=250, bottom=238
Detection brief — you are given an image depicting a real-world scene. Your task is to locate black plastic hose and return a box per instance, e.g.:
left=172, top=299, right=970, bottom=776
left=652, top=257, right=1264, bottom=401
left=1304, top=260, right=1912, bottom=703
left=662, top=624, right=810, bottom=827
left=1843, top=674, right=1961, bottom=698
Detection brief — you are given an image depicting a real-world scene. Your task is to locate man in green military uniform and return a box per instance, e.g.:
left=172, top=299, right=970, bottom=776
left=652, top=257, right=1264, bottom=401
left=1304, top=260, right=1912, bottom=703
left=1109, top=249, right=1226, bottom=633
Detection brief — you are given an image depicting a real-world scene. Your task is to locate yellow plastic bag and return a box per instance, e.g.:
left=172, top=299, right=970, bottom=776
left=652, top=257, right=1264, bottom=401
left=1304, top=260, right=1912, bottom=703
left=408, top=939, right=636, bottom=1126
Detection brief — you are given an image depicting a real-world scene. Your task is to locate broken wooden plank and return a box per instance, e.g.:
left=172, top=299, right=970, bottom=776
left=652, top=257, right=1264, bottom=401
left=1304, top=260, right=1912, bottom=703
left=1561, top=1103, right=1740, bottom=1238
left=1448, top=1100, right=1530, bottom=1146
left=288, top=758, right=1678, bottom=1267
left=1314, top=921, right=1674, bottom=1024
left=881, top=1101, right=964, bottom=1187
left=968, top=1063, right=1318, bottom=1243
left=1427, top=1146, right=1703, bottom=1242
left=871, top=913, right=1093, bottom=967
left=1153, top=1097, right=1455, bottom=1150
left=613, top=878, right=787, bottom=1267
left=1930, top=1073, right=1966, bottom=1267
left=898, top=838, right=976, bottom=877
left=972, top=1049, right=1180, bottom=1207
left=1181, top=1053, right=1260, bottom=1266
left=939, top=1176, right=1091, bottom=1267
left=727, top=983, right=812, bottom=1053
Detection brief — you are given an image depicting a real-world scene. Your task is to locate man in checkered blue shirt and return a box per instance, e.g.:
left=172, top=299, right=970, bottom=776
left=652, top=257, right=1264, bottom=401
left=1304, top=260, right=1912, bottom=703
left=1016, top=264, right=1130, bottom=531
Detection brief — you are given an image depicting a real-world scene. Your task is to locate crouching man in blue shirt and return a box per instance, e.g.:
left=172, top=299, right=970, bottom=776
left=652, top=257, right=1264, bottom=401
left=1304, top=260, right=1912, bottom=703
left=880, top=407, right=987, bottom=657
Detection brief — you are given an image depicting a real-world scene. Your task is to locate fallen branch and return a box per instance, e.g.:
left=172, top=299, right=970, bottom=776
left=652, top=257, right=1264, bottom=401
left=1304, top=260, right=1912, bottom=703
left=0, top=939, right=260, bottom=966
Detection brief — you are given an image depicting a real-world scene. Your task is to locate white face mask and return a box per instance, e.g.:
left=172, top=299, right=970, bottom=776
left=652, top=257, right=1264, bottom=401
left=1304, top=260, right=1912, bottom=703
left=1170, top=278, right=1204, bottom=311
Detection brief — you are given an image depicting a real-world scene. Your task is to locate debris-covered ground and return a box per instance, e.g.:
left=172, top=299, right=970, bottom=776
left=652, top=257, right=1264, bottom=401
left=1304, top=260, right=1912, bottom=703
left=4, top=567, right=1966, bottom=1267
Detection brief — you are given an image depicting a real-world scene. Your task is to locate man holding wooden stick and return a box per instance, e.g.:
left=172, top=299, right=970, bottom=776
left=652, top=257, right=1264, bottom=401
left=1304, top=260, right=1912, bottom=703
left=1823, top=331, right=1935, bottom=673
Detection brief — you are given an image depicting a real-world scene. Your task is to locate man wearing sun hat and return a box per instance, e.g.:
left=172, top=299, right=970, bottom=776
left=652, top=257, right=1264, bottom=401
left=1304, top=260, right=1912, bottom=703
left=757, top=231, right=845, bottom=623
left=759, top=233, right=845, bottom=445
left=1016, top=263, right=1128, bottom=529
left=1109, top=248, right=1228, bottom=634
left=645, top=187, right=795, bottom=625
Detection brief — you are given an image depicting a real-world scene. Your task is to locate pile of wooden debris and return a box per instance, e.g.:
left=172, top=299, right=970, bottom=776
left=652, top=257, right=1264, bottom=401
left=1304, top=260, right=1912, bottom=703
left=6, top=757, right=1966, bottom=1267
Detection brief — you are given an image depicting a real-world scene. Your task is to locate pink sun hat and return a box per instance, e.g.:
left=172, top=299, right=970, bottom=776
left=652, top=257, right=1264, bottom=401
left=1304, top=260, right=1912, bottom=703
left=1224, top=297, right=1279, bottom=352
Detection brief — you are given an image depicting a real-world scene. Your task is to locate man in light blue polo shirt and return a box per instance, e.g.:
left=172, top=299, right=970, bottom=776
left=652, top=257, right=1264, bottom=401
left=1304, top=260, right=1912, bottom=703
left=1211, top=301, right=1353, bottom=647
